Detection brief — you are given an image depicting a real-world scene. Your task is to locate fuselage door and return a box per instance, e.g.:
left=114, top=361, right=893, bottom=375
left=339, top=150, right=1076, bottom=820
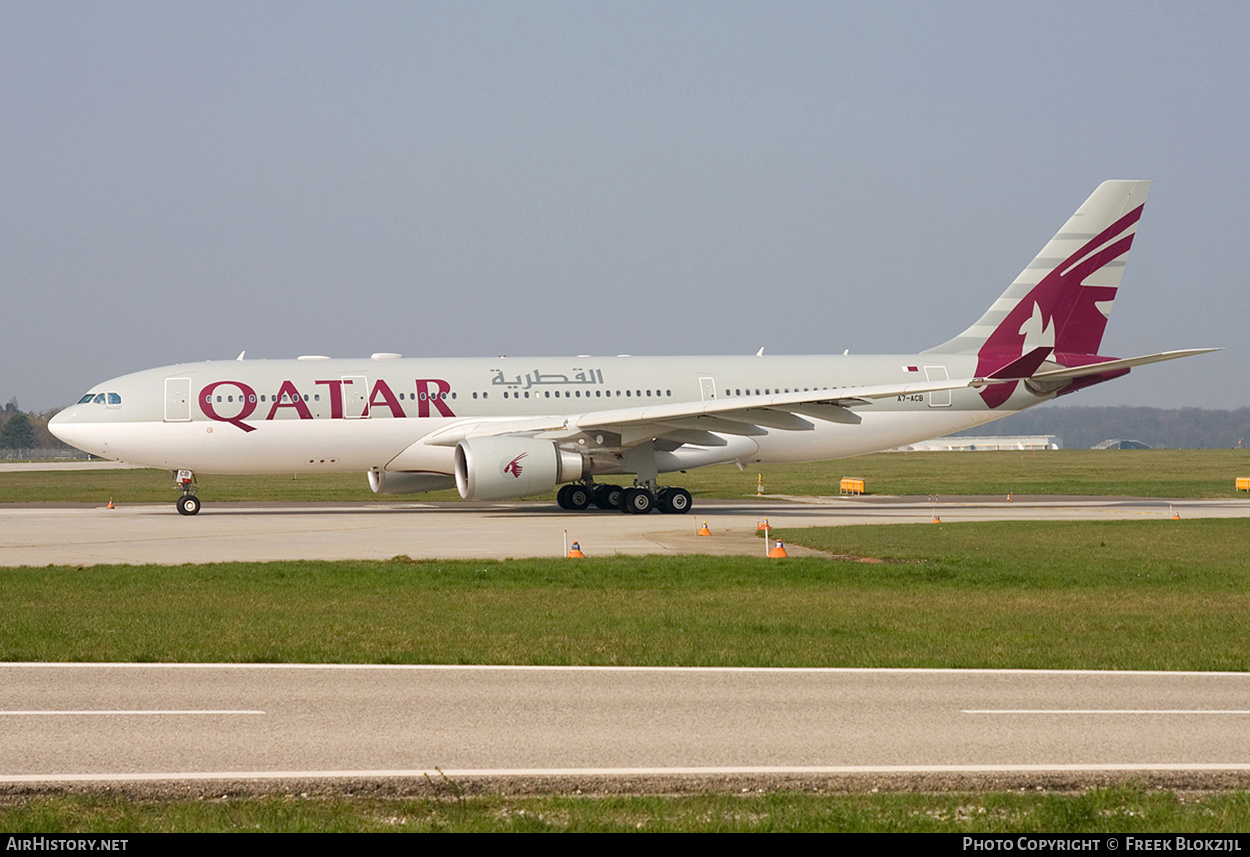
left=699, top=376, right=716, bottom=401
left=924, top=365, right=951, bottom=407
left=343, top=375, right=369, bottom=418
left=164, top=377, right=191, bottom=422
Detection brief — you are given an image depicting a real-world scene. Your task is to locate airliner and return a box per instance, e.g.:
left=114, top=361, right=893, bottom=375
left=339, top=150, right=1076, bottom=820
left=49, top=181, right=1213, bottom=515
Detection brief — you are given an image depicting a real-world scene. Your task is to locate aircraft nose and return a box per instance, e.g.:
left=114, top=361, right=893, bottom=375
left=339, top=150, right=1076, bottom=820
left=48, top=408, right=71, bottom=440
left=48, top=407, right=82, bottom=447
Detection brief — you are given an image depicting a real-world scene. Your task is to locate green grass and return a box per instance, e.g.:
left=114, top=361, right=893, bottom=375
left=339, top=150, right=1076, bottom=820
left=736, top=448, right=1250, bottom=499
left=3, top=519, right=1247, bottom=669
left=5, top=449, right=1248, bottom=504
left=3, top=787, right=1249, bottom=832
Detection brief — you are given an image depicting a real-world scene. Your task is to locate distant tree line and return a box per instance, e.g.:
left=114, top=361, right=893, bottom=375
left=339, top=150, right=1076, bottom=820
left=0, top=400, right=69, bottom=450
left=954, top=405, right=1250, bottom=450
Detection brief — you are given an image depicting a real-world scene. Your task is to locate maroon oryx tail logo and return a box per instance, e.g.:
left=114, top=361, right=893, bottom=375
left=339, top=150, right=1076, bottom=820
left=503, top=453, right=527, bottom=478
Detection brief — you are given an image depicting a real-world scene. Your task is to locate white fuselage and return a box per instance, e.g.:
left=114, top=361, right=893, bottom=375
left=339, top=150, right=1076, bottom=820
left=49, top=352, right=1041, bottom=482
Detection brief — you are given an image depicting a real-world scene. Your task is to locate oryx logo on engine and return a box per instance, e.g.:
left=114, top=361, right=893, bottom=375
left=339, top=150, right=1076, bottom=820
left=503, top=453, right=527, bottom=478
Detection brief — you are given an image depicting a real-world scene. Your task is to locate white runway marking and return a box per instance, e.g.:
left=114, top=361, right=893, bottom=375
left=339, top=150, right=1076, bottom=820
left=964, top=709, right=1250, bottom=715
left=0, top=709, right=264, bottom=716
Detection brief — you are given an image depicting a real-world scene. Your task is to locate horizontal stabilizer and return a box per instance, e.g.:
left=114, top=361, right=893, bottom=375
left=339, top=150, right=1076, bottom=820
left=1032, top=348, right=1220, bottom=382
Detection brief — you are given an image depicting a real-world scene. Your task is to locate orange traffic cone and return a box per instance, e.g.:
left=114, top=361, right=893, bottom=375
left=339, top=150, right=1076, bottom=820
left=768, top=540, right=788, bottom=558
left=107, top=498, right=115, bottom=509
left=567, top=541, right=585, bottom=558
left=931, top=515, right=941, bottom=523
left=757, top=518, right=769, bottom=531
left=1171, top=505, right=1180, bottom=520
left=697, top=521, right=711, bottom=536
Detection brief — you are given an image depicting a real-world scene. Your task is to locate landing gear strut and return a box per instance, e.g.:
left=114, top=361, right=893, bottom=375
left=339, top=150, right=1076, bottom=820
left=174, top=469, right=201, bottom=516
left=555, top=447, right=692, bottom=514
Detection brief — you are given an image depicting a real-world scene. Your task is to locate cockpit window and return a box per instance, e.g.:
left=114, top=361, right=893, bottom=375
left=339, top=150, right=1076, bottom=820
left=79, top=392, right=122, bottom=405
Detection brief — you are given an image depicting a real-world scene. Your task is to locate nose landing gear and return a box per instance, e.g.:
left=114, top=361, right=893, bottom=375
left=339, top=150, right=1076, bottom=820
left=174, top=469, right=201, bottom=516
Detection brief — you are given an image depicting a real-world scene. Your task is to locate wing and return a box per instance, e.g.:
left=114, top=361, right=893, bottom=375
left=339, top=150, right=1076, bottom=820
left=392, top=347, right=1216, bottom=469
left=419, top=374, right=993, bottom=453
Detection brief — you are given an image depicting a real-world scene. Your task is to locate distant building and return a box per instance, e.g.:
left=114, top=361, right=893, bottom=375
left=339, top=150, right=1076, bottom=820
left=1091, top=438, right=1152, bottom=450
left=893, top=435, right=1062, bottom=452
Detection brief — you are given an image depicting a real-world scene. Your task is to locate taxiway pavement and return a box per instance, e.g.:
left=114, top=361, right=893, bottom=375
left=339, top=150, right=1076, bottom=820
left=2, top=495, right=1248, bottom=566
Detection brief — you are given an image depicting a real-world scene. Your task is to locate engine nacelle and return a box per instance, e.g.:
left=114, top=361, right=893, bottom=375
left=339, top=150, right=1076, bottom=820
left=368, top=470, right=456, bottom=495
left=454, top=436, right=585, bottom=501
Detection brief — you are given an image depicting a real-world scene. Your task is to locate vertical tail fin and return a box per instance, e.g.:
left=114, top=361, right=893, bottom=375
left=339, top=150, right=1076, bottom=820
left=925, top=180, right=1151, bottom=406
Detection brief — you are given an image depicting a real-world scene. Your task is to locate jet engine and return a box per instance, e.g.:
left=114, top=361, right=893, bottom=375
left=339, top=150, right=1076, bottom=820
left=455, top=436, right=585, bottom=501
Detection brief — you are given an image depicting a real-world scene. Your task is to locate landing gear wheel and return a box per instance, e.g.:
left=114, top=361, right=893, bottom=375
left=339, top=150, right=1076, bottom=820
left=557, top=484, right=591, bottom=510
left=594, top=484, right=623, bottom=510
left=621, top=487, right=655, bottom=515
left=565, top=485, right=591, bottom=510
left=176, top=495, right=201, bottom=516
left=659, top=487, right=692, bottom=514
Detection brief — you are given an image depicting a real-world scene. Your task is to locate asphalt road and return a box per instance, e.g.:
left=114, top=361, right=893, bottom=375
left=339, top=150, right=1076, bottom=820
left=3, top=664, right=1249, bottom=792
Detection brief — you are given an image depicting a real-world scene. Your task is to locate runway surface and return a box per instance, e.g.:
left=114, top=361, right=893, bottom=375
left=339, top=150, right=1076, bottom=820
left=3, top=664, right=1250, bottom=791
left=3, top=495, right=1248, bottom=566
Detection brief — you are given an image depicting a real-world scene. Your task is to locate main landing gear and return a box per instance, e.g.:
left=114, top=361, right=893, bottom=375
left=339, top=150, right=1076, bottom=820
left=174, top=469, right=201, bottom=516
left=557, top=482, right=692, bottom=515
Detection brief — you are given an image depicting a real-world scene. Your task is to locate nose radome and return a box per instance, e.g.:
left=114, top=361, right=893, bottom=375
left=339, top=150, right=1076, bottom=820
left=48, top=408, right=73, bottom=441
left=48, top=407, right=91, bottom=452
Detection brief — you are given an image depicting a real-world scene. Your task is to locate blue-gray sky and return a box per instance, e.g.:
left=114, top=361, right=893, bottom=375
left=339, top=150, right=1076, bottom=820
left=3, top=1, right=1245, bottom=412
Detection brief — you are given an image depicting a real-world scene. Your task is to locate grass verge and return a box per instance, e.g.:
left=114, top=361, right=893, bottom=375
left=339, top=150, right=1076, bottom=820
left=3, top=519, right=1248, bottom=669
left=3, top=787, right=1250, bottom=832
